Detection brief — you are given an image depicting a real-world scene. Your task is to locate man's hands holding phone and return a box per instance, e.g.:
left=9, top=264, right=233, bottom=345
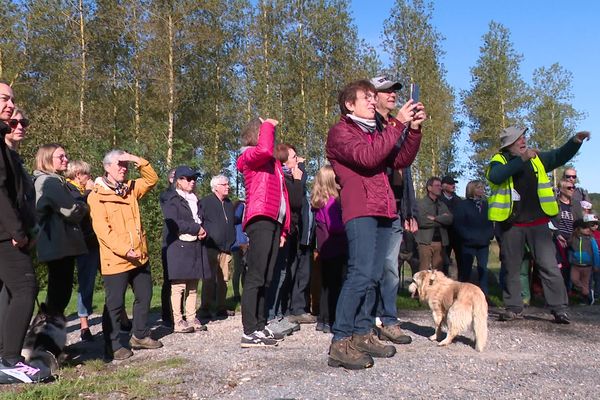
left=395, top=82, right=426, bottom=129
left=396, top=100, right=426, bottom=129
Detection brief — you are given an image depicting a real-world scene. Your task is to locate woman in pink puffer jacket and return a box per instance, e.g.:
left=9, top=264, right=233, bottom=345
left=236, top=118, right=290, bottom=348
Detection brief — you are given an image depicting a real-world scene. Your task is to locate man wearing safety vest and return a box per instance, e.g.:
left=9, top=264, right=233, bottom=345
left=486, top=126, right=591, bottom=324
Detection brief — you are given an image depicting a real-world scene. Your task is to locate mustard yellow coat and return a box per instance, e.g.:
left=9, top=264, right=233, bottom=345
left=88, top=159, right=158, bottom=275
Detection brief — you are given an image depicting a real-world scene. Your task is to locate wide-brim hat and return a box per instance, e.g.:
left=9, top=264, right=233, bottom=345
left=500, top=126, right=528, bottom=149
left=370, top=76, right=402, bottom=92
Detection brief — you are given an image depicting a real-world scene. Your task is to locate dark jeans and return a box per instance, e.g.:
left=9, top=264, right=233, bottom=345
left=377, top=216, right=402, bottom=326
left=241, top=218, right=281, bottom=335
left=232, top=246, right=247, bottom=298
left=266, top=235, right=293, bottom=321
left=102, top=263, right=153, bottom=351
left=0, top=241, right=38, bottom=364
left=459, top=245, right=490, bottom=295
left=500, top=223, right=568, bottom=313
left=319, top=256, right=345, bottom=326
left=161, top=247, right=173, bottom=325
left=290, top=245, right=312, bottom=316
left=46, top=256, right=76, bottom=315
left=332, top=217, right=392, bottom=341
left=444, top=232, right=462, bottom=277
left=76, top=245, right=99, bottom=317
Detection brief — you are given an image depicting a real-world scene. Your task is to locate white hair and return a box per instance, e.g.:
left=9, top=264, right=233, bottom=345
left=102, top=149, right=125, bottom=167
left=210, top=174, right=228, bottom=192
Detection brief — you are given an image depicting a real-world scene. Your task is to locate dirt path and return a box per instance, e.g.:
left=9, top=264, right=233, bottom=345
left=61, top=304, right=600, bottom=399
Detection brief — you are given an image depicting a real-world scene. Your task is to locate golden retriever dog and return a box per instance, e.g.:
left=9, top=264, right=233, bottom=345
left=408, top=270, right=488, bottom=352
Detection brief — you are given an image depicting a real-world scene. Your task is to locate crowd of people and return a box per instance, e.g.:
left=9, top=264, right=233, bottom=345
left=0, top=73, right=595, bottom=383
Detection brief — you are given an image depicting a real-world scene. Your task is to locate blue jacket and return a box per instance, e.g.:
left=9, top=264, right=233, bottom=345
left=453, top=198, right=494, bottom=248
left=568, top=236, right=600, bottom=268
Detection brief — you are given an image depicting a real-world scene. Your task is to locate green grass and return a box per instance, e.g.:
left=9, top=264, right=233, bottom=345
left=0, top=358, right=187, bottom=399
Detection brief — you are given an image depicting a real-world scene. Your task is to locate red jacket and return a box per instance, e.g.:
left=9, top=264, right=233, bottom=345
left=236, top=121, right=291, bottom=236
left=326, top=115, right=422, bottom=223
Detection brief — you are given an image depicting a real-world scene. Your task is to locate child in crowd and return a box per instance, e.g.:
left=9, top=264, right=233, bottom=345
left=568, top=218, right=600, bottom=304
left=311, top=165, right=347, bottom=333
left=585, top=214, right=600, bottom=304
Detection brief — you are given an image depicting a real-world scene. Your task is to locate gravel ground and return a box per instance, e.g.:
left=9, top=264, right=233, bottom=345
left=62, top=303, right=600, bottom=400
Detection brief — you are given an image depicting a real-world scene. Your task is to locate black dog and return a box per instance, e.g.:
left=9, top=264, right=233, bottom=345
left=21, top=303, right=67, bottom=374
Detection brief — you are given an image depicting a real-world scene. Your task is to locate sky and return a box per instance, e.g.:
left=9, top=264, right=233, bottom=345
left=349, top=0, right=599, bottom=194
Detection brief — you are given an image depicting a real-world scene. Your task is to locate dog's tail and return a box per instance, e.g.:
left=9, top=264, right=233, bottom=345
left=472, top=294, right=488, bottom=352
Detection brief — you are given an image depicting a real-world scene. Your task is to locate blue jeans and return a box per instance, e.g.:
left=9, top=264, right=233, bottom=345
left=377, top=217, right=402, bottom=326
left=332, top=217, right=392, bottom=341
left=459, top=245, right=489, bottom=295
left=77, top=245, right=100, bottom=317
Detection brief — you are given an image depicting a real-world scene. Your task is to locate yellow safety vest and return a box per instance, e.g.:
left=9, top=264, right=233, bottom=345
left=486, top=153, right=558, bottom=222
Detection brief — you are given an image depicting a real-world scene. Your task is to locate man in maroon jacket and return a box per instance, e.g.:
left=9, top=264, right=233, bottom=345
left=325, top=79, right=426, bottom=370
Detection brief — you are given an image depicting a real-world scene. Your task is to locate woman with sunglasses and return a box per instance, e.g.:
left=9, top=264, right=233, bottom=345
left=0, top=107, right=50, bottom=381
left=33, top=144, right=88, bottom=316
left=4, top=108, right=30, bottom=151
left=161, top=165, right=211, bottom=333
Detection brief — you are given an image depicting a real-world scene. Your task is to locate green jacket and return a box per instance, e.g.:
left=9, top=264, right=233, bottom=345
left=415, top=194, right=453, bottom=246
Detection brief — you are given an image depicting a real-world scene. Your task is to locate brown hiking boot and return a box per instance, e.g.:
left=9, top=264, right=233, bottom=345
left=379, top=324, right=412, bottom=345
left=328, top=337, right=374, bottom=370
left=129, top=335, right=164, bottom=350
left=112, top=347, right=134, bottom=360
left=352, top=331, right=396, bottom=358
left=288, top=313, right=317, bottom=324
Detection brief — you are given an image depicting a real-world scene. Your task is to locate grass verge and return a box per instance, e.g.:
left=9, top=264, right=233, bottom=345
left=0, top=357, right=187, bottom=399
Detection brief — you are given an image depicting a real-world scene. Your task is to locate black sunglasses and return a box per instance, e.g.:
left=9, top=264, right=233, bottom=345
left=180, top=176, right=196, bottom=182
left=8, top=118, right=30, bottom=129
left=565, top=174, right=577, bottom=179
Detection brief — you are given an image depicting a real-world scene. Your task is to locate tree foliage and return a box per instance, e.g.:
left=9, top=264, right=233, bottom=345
left=462, top=21, right=529, bottom=177
left=527, top=63, right=585, bottom=185
left=383, top=0, right=460, bottom=193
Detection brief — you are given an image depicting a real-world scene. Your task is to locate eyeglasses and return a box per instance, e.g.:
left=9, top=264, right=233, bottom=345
left=180, top=176, right=196, bottom=182
left=565, top=175, right=577, bottom=179
left=53, top=154, right=67, bottom=160
left=8, top=118, right=29, bottom=129
left=217, top=183, right=229, bottom=186
left=565, top=186, right=575, bottom=190
left=359, top=94, right=376, bottom=102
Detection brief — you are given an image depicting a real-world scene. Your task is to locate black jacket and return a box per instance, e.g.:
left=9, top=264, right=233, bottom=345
left=0, top=123, right=36, bottom=242
left=66, top=181, right=98, bottom=250
left=200, top=193, right=235, bottom=252
left=161, top=190, right=210, bottom=280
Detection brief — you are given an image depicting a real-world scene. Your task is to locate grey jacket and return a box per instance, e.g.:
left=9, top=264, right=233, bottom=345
left=415, top=195, right=453, bottom=246
left=33, top=170, right=88, bottom=262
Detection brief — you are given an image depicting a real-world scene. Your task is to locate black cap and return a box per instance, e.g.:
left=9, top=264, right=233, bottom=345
left=174, top=165, right=200, bottom=180
left=441, top=175, right=458, bottom=185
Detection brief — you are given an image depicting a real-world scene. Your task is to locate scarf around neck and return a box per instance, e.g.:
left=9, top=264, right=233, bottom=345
left=347, top=114, right=376, bottom=133
left=102, top=176, right=129, bottom=198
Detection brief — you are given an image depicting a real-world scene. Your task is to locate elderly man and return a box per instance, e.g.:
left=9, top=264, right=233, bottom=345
left=200, top=174, right=236, bottom=319
left=486, top=126, right=590, bottom=324
left=440, top=175, right=462, bottom=279
left=369, top=76, right=416, bottom=345
left=415, top=177, right=453, bottom=271
left=88, top=150, right=162, bottom=361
